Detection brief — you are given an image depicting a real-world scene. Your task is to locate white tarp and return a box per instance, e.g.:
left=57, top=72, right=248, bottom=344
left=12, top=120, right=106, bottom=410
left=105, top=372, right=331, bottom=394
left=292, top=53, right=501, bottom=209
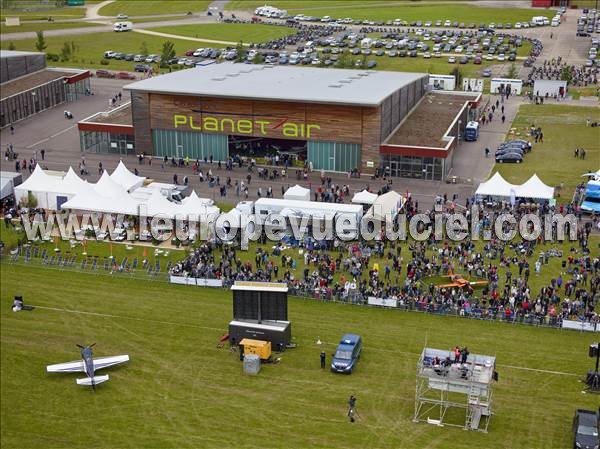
left=368, top=297, right=398, bottom=308
left=352, top=189, right=378, bottom=205
left=562, top=319, right=599, bottom=332
left=169, top=276, right=223, bottom=287
left=110, top=160, right=145, bottom=192
left=516, top=174, right=554, bottom=200
left=284, top=184, right=310, bottom=202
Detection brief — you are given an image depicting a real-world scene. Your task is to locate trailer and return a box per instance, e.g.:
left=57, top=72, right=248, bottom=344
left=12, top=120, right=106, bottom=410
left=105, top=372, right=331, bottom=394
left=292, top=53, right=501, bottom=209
left=113, top=21, right=133, bottom=32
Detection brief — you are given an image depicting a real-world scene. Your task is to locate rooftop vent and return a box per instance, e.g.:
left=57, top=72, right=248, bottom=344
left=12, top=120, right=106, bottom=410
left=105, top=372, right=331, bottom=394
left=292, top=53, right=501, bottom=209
left=349, top=75, right=361, bottom=80
left=357, top=72, right=369, bottom=77
left=328, top=83, right=343, bottom=88
left=211, top=76, right=226, bottom=81
left=339, top=79, right=352, bottom=84
left=226, top=72, right=239, bottom=77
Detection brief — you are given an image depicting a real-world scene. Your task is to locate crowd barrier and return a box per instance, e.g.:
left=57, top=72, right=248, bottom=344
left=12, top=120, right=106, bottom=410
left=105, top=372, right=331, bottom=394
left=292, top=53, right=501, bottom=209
left=561, top=319, right=599, bottom=333
left=169, top=276, right=223, bottom=287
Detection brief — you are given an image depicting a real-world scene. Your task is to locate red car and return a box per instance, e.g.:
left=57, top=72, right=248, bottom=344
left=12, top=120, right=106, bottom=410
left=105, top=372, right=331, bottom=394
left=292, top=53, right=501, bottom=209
left=116, top=71, right=136, bottom=80
left=185, top=49, right=195, bottom=56
left=95, top=69, right=115, bottom=78
left=473, top=56, right=482, bottom=64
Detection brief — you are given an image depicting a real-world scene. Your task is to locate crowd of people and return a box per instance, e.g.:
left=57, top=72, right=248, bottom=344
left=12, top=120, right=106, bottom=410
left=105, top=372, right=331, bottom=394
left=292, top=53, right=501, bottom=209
left=169, top=196, right=599, bottom=328
left=525, top=58, right=599, bottom=88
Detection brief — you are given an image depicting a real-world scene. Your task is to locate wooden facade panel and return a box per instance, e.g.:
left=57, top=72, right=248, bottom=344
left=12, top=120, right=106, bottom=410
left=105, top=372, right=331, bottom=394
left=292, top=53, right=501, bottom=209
left=252, top=100, right=306, bottom=120
left=361, top=106, right=381, bottom=169
left=131, top=92, right=151, bottom=154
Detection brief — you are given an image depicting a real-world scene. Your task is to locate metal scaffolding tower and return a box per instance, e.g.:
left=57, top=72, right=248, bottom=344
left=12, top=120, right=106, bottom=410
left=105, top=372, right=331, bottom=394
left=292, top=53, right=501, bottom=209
left=413, top=347, right=496, bottom=432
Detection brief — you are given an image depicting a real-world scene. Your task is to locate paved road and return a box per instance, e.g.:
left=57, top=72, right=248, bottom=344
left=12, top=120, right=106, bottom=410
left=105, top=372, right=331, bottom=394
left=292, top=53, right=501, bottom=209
left=132, top=28, right=246, bottom=46
left=1, top=77, right=487, bottom=209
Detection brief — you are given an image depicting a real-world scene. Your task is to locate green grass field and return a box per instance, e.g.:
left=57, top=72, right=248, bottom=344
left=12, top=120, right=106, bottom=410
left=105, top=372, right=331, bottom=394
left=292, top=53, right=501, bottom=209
left=147, top=23, right=297, bottom=44
left=0, top=6, right=86, bottom=20
left=98, top=0, right=212, bottom=17
left=496, top=104, right=600, bottom=199
left=0, top=21, right=103, bottom=34
left=1, top=262, right=597, bottom=449
left=0, top=31, right=227, bottom=72
left=228, top=1, right=553, bottom=24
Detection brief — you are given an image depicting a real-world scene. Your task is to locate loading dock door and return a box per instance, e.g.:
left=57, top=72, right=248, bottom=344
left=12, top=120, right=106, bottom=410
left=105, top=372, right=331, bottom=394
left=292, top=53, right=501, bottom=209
left=307, top=141, right=360, bottom=172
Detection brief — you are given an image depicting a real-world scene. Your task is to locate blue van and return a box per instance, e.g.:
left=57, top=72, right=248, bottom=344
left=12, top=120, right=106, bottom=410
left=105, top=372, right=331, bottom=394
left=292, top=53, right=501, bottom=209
left=463, top=121, right=480, bottom=141
left=331, top=334, right=362, bottom=374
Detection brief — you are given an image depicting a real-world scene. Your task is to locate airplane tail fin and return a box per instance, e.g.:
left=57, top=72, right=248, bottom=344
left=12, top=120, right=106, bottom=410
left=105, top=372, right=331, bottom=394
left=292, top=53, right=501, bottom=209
left=76, top=375, right=109, bottom=386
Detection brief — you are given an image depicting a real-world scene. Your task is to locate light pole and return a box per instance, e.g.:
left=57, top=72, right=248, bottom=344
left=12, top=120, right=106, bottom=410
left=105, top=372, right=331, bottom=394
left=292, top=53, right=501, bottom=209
left=31, top=91, right=37, bottom=113
left=456, top=119, right=462, bottom=148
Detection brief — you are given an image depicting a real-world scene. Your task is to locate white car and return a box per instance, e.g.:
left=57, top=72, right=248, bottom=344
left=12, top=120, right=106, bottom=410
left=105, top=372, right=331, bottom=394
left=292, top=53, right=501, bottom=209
left=434, top=51, right=442, bottom=58
left=193, top=48, right=205, bottom=57
left=444, top=20, right=451, bottom=26
left=515, top=22, right=522, bottom=28
left=311, top=58, right=321, bottom=65
left=448, top=56, right=456, bottom=63
left=497, top=53, right=505, bottom=61
left=423, top=52, right=431, bottom=58
left=455, top=45, right=464, bottom=53
left=104, top=50, right=115, bottom=58
left=321, top=15, right=331, bottom=22
left=116, top=13, right=128, bottom=19
left=486, top=54, right=494, bottom=60
left=489, top=22, right=496, bottom=29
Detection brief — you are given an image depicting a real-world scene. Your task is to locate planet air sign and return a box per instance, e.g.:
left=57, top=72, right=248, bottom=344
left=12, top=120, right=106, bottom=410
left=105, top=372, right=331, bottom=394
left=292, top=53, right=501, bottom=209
left=173, top=113, right=321, bottom=139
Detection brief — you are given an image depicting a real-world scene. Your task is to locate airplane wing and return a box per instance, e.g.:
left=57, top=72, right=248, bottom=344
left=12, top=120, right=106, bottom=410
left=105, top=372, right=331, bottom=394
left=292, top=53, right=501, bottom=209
left=436, top=282, right=460, bottom=289
left=93, top=355, right=129, bottom=370
left=46, top=360, right=85, bottom=373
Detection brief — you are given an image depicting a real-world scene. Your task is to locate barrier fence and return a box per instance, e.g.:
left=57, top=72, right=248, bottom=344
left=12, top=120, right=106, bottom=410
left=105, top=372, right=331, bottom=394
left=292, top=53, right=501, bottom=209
left=4, top=250, right=597, bottom=333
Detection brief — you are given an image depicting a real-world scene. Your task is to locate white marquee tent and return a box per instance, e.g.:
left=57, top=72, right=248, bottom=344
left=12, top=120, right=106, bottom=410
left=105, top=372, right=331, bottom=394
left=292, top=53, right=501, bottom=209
left=110, top=161, right=145, bottom=192
left=283, top=184, right=310, bottom=202
left=352, top=189, right=378, bottom=205
left=365, top=191, right=405, bottom=220
left=475, top=172, right=554, bottom=201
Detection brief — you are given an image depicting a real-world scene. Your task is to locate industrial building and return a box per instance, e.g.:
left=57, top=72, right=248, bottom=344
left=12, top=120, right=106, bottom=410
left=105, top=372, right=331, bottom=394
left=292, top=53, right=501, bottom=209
left=0, top=50, right=91, bottom=128
left=78, top=63, right=480, bottom=180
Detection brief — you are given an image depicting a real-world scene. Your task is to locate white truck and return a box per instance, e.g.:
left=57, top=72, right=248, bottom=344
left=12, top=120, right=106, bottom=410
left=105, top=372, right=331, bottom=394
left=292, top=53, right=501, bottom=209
left=113, top=21, right=133, bottom=32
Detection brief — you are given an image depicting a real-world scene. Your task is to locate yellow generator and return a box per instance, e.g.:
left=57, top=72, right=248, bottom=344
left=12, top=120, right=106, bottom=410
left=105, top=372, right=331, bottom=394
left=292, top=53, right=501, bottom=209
left=240, top=339, right=272, bottom=360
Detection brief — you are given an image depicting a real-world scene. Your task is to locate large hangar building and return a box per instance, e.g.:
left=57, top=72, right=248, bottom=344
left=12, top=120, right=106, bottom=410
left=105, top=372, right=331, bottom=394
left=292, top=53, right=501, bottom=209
left=79, top=64, right=480, bottom=180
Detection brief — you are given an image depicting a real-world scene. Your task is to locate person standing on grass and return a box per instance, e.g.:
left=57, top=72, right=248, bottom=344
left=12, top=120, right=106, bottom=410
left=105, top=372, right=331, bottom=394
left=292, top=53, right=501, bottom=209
left=320, top=351, right=326, bottom=369
left=348, top=395, right=357, bottom=422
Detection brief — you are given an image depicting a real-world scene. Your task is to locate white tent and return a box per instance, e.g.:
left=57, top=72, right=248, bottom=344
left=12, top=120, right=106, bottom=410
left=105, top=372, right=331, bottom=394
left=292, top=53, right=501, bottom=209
left=144, top=189, right=179, bottom=218
left=476, top=172, right=554, bottom=201
left=475, top=172, right=516, bottom=198
left=14, top=165, right=64, bottom=209
left=110, top=160, right=145, bottom=192
left=62, top=171, right=140, bottom=215
left=515, top=174, right=554, bottom=200
left=61, top=167, right=94, bottom=195
left=365, top=191, right=404, bottom=220
left=352, top=189, right=378, bottom=205
left=179, top=191, right=220, bottom=221
left=283, top=184, right=310, bottom=202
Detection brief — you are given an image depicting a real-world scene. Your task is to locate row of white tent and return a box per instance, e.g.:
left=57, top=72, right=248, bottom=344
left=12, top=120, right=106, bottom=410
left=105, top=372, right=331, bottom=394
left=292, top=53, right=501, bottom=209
left=14, top=162, right=220, bottom=220
left=475, top=172, right=554, bottom=200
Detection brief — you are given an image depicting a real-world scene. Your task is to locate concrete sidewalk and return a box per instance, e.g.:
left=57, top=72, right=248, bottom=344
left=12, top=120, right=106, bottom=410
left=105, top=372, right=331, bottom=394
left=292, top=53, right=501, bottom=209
left=450, top=94, right=524, bottom=184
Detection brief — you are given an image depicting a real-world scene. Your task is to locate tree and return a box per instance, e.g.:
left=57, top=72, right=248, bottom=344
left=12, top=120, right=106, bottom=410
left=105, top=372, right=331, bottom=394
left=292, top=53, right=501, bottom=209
left=449, top=67, right=463, bottom=88
left=235, top=41, right=245, bottom=63
left=507, top=63, right=518, bottom=79
left=140, top=41, right=149, bottom=56
left=35, top=31, right=47, bottom=52
left=252, top=52, right=263, bottom=64
left=560, top=66, right=572, bottom=84
left=160, top=40, right=176, bottom=66
left=60, top=41, right=72, bottom=61
left=8, top=42, right=16, bottom=50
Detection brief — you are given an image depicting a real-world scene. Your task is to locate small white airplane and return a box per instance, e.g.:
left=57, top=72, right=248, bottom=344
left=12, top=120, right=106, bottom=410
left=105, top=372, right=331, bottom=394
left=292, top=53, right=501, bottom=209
left=46, top=344, right=129, bottom=389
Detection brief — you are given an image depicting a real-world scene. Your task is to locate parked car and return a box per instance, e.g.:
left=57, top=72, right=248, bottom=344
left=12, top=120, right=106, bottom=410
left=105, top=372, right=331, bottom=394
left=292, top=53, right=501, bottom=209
left=496, top=152, right=523, bottom=163
left=366, top=60, right=377, bottom=68
left=95, top=69, right=115, bottom=78
left=459, top=56, right=468, bottom=64
left=474, top=56, right=482, bottom=64
left=116, top=71, right=136, bottom=80
left=448, top=56, right=456, bottom=63
left=103, top=50, right=115, bottom=58
left=124, top=54, right=135, bottom=61
left=331, top=334, right=362, bottom=374
left=134, top=64, right=151, bottom=72
left=116, top=13, right=128, bottom=19
left=573, top=409, right=599, bottom=449
left=133, top=54, right=146, bottom=62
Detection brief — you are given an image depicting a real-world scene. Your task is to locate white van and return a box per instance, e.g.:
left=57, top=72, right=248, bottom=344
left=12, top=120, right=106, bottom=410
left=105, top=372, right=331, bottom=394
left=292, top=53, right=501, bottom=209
left=531, top=16, right=546, bottom=26
left=113, top=21, right=132, bottom=32
left=361, top=37, right=373, bottom=48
